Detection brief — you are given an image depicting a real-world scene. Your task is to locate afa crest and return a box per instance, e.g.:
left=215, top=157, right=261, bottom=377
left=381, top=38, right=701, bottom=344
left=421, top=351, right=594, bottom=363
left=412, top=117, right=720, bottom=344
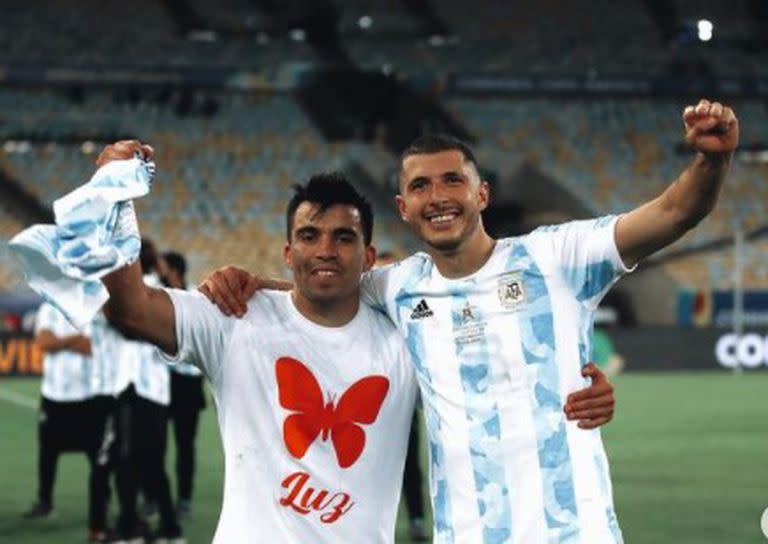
left=497, top=272, right=525, bottom=309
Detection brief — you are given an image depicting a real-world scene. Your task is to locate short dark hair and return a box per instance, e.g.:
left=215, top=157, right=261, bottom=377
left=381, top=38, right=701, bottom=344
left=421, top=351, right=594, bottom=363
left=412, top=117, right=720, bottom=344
left=140, top=237, right=157, bottom=274
left=162, top=250, right=187, bottom=279
left=400, top=133, right=477, bottom=168
left=285, top=172, right=374, bottom=246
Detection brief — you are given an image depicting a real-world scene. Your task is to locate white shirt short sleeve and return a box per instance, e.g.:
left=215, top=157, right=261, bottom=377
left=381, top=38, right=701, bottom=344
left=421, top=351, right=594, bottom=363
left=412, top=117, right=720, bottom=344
left=163, top=288, right=417, bottom=543
left=529, top=215, right=635, bottom=310
left=164, top=289, right=236, bottom=388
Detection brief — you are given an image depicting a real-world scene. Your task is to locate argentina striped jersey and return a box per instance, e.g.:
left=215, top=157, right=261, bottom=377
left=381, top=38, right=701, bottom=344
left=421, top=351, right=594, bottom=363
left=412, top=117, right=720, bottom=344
left=90, top=311, right=170, bottom=405
left=361, top=216, right=631, bottom=544
left=35, top=302, right=94, bottom=402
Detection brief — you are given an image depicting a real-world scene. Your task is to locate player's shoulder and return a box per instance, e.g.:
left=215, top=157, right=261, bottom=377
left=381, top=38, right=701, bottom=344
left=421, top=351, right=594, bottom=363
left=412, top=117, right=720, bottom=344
left=399, top=251, right=433, bottom=273
left=358, top=301, right=399, bottom=333
left=510, top=216, right=618, bottom=255
left=529, top=215, right=618, bottom=237
left=242, top=289, right=292, bottom=323
left=367, top=252, right=434, bottom=283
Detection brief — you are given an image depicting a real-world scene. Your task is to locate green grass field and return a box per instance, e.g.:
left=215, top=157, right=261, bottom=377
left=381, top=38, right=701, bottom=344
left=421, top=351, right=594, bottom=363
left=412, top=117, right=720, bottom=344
left=1, top=372, right=766, bottom=543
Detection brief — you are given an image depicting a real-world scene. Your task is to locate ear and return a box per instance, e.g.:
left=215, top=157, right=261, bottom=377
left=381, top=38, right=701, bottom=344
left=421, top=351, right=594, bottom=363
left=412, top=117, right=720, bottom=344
left=363, top=245, right=377, bottom=272
left=395, top=194, right=407, bottom=221
left=478, top=181, right=491, bottom=212
left=283, top=242, right=292, bottom=268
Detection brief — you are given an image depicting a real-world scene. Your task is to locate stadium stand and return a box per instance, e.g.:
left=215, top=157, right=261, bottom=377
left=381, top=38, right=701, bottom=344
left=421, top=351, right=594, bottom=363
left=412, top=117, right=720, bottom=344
left=0, top=0, right=321, bottom=69
left=3, top=90, right=765, bottom=291
left=339, top=0, right=765, bottom=77
left=0, top=0, right=761, bottom=77
left=0, top=214, right=24, bottom=290
left=0, top=89, right=413, bottom=284
left=0, top=0, right=764, bottom=294
left=446, top=96, right=768, bottom=288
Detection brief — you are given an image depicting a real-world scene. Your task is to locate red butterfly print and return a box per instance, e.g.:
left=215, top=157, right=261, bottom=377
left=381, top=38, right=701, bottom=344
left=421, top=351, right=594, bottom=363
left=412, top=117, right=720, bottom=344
left=275, top=356, right=390, bottom=469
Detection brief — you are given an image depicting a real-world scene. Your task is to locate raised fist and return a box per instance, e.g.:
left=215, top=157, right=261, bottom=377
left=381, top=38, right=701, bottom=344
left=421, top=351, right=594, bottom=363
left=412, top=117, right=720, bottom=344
left=682, top=99, right=739, bottom=155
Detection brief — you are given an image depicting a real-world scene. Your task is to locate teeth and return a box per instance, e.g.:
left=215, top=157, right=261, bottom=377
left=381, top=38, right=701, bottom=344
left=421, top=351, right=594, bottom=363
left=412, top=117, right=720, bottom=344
left=315, top=270, right=337, bottom=276
left=430, top=214, right=456, bottom=224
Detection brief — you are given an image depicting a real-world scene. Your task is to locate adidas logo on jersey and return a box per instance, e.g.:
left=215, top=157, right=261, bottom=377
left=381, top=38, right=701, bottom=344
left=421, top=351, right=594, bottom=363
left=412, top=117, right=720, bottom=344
left=410, top=299, right=434, bottom=319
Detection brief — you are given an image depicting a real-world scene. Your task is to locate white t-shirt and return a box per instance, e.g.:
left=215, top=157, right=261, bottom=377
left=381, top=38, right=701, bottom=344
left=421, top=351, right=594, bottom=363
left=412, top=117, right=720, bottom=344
left=165, top=289, right=418, bottom=544
left=361, top=216, right=632, bottom=544
left=35, top=302, right=93, bottom=402
left=170, top=283, right=203, bottom=378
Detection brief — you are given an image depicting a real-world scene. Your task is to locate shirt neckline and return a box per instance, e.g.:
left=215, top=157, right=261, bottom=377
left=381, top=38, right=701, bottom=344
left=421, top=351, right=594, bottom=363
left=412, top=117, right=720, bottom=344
left=429, top=238, right=507, bottom=283
left=283, top=291, right=365, bottom=337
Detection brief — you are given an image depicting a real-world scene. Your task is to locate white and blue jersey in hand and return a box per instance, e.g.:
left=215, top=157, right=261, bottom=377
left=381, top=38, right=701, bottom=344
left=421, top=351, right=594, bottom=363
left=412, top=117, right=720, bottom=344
left=361, top=216, right=632, bottom=544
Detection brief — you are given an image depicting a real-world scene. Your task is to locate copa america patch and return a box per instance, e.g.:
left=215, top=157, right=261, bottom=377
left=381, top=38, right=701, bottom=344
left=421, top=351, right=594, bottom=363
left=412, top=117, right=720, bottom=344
left=497, top=272, right=525, bottom=309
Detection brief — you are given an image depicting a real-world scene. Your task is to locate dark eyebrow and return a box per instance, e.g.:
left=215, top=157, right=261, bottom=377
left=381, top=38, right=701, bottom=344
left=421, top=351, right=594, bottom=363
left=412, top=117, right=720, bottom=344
left=296, top=225, right=358, bottom=237
left=295, top=225, right=318, bottom=236
left=407, top=176, right=429, bottom=189
left=442, top=171, right=464, bottom=179
left=334, top=227, right=358, bottom=238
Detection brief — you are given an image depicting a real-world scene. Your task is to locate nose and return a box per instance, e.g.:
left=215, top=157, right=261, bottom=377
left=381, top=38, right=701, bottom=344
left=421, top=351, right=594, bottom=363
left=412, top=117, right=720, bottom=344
left=316, top=235, right=339, bottom=260
left=428, top=180, right=450, bottom=203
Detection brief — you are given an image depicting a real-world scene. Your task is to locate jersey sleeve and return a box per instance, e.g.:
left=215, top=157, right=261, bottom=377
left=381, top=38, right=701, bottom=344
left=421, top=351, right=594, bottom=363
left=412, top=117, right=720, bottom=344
left=360, top=266, right=393, bottom=314
left=533, top=216, right=635, bottom=310
left=362, top=256, right=431, bottom=320
left=163, top=289, right=237, bottom=385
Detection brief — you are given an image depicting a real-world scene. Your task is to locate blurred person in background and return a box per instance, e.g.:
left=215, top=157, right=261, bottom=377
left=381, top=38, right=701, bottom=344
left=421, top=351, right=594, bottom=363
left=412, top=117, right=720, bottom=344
left=159, top=250, right=206, bottom=518
left=99, top=238, right=184, bottom=543
left=24, top=302, right=114, bottom=543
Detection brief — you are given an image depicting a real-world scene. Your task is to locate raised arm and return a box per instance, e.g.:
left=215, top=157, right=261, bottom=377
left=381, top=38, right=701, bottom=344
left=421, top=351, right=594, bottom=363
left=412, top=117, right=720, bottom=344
left=102, top=260, right=178, bottom=355
left=616, top=99, right=739, bottom=267
left=94, top=140, right=179, bottom=354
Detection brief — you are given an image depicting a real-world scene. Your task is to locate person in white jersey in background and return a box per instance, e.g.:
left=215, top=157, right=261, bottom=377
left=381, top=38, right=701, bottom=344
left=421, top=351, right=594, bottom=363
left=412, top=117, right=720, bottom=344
left=23, top=302, right=114, bottom=543
left=158, top=250, right=207, bottom=518
left=200, top=98, right=739, bottom=543
left=90, top=238, right=184, bottom=544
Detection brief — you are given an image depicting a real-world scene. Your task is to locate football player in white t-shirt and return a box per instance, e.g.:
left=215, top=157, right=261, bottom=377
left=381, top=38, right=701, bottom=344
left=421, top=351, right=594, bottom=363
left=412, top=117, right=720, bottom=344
left=95, top=147, right=419, bottom=543
left=199, top=99, right=739, bottom=543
